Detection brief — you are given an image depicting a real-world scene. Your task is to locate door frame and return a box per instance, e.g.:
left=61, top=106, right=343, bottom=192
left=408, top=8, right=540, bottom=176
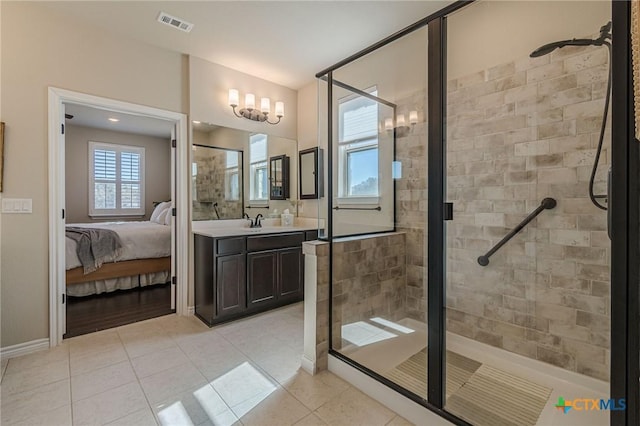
left=47, top=87, right=189, bottom=347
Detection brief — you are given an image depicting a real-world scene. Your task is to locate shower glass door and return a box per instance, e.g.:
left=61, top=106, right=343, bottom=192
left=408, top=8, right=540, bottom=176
left=326, top=26, right=430, bottom=402
left=444, top=2, right=612, bottom=425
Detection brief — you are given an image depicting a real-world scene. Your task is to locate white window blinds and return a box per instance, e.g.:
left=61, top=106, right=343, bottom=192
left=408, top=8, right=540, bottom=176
left=89, top=141, right=145, bottom=216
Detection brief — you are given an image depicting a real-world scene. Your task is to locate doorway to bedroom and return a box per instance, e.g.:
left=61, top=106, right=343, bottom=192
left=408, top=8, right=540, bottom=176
left=48, top=88, right=189, bottom=344
left=63, top=103, right=176, bottom=337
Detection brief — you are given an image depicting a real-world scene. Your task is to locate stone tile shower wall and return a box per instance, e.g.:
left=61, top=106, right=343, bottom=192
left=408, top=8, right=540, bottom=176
left=193, top=149, right=242, bottom=220
left=445, top=45, right=611, bottom=380
left=331, top=233, right=407, bottom=350
left=394, top=89, right=429, bottom=322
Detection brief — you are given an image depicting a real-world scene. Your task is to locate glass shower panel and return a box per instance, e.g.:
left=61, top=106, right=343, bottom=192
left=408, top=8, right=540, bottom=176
left=444, top=1, right=611, bottom=425
left=329, top=27, right=429, bottom=401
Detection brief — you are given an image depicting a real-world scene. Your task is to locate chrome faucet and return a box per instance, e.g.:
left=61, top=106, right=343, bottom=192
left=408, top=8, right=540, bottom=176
left=254, top=214, right=263, bottom=228
left=243, top=212, right=254, bottom=228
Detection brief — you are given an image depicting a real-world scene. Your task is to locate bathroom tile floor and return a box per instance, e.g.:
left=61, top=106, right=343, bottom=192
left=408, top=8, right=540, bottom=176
left=0, top=303, right=412, bottom=426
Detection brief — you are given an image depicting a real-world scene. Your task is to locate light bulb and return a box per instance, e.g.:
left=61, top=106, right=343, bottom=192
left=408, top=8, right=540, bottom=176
left=409, top=110, right=418, bottom=125
left=245, top=93, right=255, bottom=110
left=275, top=101, right=284, bottom=117
left=384, top=118, right=394, bottom=131
left=261, top=97, right=271, bottom=114
left=228, top=89, right=239, bottom=107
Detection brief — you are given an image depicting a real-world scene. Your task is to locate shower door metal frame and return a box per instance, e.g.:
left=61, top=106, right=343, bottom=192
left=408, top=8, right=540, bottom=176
left=611, top=1, right=639, bottom=425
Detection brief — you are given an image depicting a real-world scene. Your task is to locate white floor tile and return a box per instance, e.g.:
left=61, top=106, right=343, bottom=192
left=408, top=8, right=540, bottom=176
left=105, top=407, right=158, bottom=426
left=151, top=383, right=238, bottom=426
left=72, top=381, right=149, bottom=425
left=11, top=404, right=72, bottom=426
left=70, top=344, right=129, bottom=377
left=294, top=412, right=328, bottom=426
left=282, top=371, right=351, bottom=411
left=131, top=345, right=190, bottom=379
left=71, top=360, right=137, bottom=402
left=140, top=361, right=208, bottom=404
left=236, top=387, right=311, bottom=426
left=314, top=387, right=396, bottom=426
left=1, top=358, right=69, bottom=395
left=1, top=379, right=71, bottom=425
left=5, top=343, right=69, bottom=373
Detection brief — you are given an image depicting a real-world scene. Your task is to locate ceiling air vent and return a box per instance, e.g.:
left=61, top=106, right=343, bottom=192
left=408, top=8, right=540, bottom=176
left=157, top=12, right=194, bottom=33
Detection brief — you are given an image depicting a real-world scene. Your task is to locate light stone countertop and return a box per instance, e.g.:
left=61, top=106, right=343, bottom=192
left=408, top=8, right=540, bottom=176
left=192, top=217, right=320, bottom=238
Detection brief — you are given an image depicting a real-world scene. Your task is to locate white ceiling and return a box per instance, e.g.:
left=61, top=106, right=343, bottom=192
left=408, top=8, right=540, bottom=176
left=41, top=1, right=453, bottom=89
left=65, top=103, right=175, bottom=138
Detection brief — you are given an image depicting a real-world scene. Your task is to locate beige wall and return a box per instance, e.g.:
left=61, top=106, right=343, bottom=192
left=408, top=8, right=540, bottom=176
left=189, top=56, right=298, bottom=141
left=447, top=1, right=610, bottom=80
left=0, top=2, right=186, bottom=347
left=297, top=82, right=321, bottom=219
left=65, top=125, right=171, bottom=223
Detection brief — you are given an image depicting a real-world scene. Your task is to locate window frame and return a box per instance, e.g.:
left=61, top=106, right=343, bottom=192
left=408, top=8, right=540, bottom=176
left=249, top=133, right=269, bottom=204
left=337, top=87, right=380, bottom=200
left=88, top=141, right=145, bottom=217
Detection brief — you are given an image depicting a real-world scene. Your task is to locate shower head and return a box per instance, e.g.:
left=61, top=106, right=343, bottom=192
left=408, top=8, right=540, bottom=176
left=530, top=21, right=612, bottom=58
left=530, top=38, right=597, bottom=58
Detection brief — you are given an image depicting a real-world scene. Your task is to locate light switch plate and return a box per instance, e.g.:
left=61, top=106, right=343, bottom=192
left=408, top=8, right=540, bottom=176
left=1, top=198, right=33, bottom=214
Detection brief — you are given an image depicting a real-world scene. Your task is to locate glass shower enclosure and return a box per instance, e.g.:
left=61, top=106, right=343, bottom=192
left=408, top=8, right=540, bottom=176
left=314, top=1, right=637, bottom=425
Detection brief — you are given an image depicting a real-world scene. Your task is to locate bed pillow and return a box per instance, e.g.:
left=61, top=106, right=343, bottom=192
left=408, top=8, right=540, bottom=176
left=150, top=201, right=170, bottom=223
left=163, top=208, right=173, bottom=226
left=155, top=207, right=171, bottom=225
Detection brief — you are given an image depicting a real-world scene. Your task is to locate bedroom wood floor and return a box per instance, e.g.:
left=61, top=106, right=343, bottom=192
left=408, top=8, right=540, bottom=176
left=0, top=303, right=413, bottom=426
left=65, top=284, right=174, bottom=338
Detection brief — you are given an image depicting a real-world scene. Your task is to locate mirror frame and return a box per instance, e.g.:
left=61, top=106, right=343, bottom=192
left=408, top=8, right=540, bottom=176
left=299, top=147, right=323, bottom=199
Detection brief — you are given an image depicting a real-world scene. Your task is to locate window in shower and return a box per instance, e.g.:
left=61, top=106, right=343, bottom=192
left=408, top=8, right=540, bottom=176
left=338, top=87, right=379, bottom=198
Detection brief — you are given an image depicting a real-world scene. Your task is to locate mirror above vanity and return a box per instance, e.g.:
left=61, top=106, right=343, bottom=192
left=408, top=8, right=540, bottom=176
left=191, top=122, right=298, bottom=220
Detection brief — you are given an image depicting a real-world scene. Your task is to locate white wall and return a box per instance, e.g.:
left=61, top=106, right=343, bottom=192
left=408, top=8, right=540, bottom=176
left=0, top=2, right=186, bottom=347
left=65, top=125, right=172, bottom=223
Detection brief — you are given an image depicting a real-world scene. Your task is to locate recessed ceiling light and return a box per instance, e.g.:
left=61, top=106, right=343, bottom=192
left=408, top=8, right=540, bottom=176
left=108, top=118, right=119, bottom=122
left=192, top=120, right=201, bottom=124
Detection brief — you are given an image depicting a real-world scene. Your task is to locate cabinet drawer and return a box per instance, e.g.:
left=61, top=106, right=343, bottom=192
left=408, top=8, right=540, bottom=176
left=216, top=237, right=246, bottom=255
left=305, top=230, right=318, bottom=241
left=247, top=232, right=304, bottom=252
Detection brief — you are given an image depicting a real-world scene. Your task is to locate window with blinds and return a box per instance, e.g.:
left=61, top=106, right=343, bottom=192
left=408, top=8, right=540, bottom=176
left=338, top=88, right=379, bottom=198
left=249, top=133, right=268, bottom=203
left=89, top=141, right=145, bottom=216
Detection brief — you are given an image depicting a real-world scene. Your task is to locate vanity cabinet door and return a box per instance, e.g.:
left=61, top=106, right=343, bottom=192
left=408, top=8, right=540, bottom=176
left=278, top=247, right=303, bottom=302
left=216, top=253, right=246, bottom=318
left=247, top=251, right=278, bottom=309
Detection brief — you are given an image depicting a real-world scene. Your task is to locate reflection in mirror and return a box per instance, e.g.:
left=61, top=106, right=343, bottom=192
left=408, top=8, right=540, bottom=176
left=192, top=145, right=243, bottom=220
left=270, top=155, right=289, bottom=200
left=192, top=122, right=298, bottom=220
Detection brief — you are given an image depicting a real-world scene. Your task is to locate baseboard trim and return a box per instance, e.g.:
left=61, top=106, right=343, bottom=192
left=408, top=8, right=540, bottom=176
left=1, top=338, right=50, bottom=359
left=301, top=355, right=316, bottom=375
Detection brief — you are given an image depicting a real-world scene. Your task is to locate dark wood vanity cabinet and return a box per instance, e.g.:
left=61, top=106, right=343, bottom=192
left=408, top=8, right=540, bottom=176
left=195, top=231, right=308, bottom=326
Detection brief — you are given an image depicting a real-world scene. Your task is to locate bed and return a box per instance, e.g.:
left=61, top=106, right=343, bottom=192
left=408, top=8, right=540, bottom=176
left=65, top=203, right=173, bottom=297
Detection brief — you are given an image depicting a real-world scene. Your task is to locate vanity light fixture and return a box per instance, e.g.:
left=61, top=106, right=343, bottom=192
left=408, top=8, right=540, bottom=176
left=108, top=117, right=120, bottom=122
left=384, top=111, right=418, bottom=138
left=384, top=110, right=418, bottom=134
left=228, top=89, right=284, bottom=125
